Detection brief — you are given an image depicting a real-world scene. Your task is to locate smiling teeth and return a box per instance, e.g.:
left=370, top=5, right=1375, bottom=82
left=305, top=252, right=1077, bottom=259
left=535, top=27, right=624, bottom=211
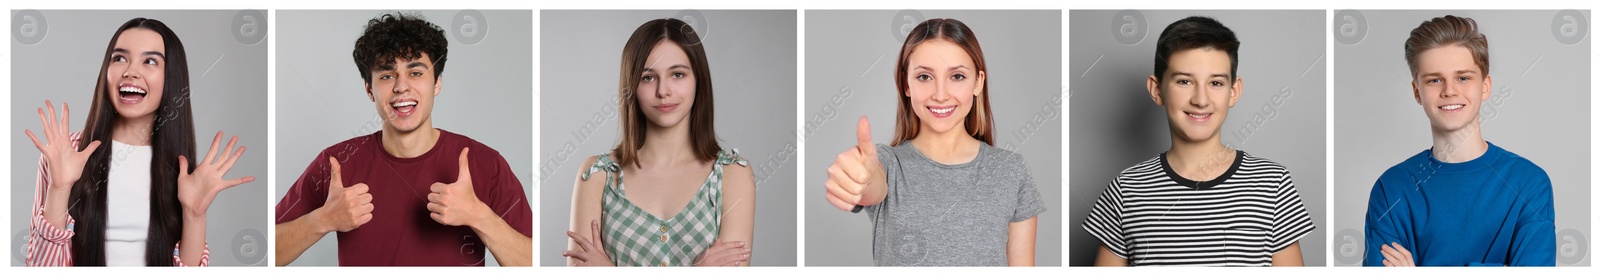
left=392, top=101, right=417, bottom=108
left=1188, top=112, right=1209, bottom=118
left=119, top=87, right=146, bottom=94
left=1441, top=104, right=1464, bottom=110
left=930, top=107, right=954, bottom=114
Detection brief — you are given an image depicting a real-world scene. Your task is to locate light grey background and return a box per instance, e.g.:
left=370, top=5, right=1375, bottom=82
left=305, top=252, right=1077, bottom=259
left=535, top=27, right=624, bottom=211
left=1068, top=10, right=1328, bottom=266
left=10, top=10, right=269, bottom=266
left=1331, top=10, right=1591, bottom=266
left=537, top=10, right=798, bottom=266
left=803, top=10, right=1063, bottom=266
left=273, top=10, right=532, bottom=266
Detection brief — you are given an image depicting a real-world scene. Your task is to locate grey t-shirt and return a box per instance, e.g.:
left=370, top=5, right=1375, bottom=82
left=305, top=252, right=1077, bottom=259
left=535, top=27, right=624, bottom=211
left=862, top=142, right=1046, bottom=266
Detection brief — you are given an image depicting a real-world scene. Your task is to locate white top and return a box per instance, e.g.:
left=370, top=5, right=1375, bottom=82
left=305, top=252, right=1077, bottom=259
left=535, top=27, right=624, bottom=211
left=105, top=140, right=152, bottom=266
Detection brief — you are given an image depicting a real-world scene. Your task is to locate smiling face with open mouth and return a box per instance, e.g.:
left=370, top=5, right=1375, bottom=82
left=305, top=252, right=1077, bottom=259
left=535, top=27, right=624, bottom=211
left=635, top=40, right=697, bottom=130
left=905, top=40, right=984, bottom=135
left=105, top=28, right=166, bottom=121
left=366, top=53, right=441, bottom=134
left=1412, top=45, right=1491, bottom=134
left=1150, top=47, right=1240, bottom=143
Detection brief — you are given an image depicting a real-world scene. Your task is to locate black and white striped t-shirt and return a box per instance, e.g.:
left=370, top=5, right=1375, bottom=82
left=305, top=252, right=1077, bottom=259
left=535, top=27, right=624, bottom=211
left=1081, top=150, right=1315, bottom=266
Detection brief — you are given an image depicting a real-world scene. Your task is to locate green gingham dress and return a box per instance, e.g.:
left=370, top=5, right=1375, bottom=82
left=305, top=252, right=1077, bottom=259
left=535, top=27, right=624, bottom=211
left=581, top=149, right=747, bottom=266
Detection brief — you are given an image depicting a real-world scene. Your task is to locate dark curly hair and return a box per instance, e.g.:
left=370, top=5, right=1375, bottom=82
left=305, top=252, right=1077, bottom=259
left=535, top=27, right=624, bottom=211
left=352, top=12, right=448, bottom=85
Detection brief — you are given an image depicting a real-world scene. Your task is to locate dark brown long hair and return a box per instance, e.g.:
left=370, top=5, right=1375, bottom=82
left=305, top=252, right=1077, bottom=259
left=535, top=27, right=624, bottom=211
left=71, top=17, right=196, bottom=266
left=611, top=18, right=719, bottom=168
left=892, top=18, right=994, bottom=146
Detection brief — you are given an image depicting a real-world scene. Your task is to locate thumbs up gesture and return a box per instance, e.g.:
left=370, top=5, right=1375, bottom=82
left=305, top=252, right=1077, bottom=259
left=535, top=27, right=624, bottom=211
left=428, top=147, right=489, bottom=227
left=825, top=116, right=887, bottom=212
left=320, top=156, right=373, bottom=233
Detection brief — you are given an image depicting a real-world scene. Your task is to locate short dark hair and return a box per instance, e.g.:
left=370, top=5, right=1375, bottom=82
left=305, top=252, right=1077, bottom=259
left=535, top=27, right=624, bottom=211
left=1152, top=16, right=1240, bottom=82
left=352, top=13, right=448, bottom=85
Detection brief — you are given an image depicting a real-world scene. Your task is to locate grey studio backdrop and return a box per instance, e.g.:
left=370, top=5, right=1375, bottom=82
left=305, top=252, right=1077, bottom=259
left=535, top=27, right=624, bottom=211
left=273, top=10, right=532, bottom=266
left=1331, top=10, right=1591, bottom=266
left=10, top=10, right=269, bottom=266
left=803, top=10, right=1063, bottom=266
left=537, top=10, right=798, bottom=266
left=1067, top=10, right=1328, bottom=266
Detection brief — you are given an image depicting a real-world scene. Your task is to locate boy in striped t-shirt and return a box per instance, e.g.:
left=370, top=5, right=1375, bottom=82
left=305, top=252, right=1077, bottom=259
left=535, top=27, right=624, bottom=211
left=1080, top=16, right=1316, bottom=266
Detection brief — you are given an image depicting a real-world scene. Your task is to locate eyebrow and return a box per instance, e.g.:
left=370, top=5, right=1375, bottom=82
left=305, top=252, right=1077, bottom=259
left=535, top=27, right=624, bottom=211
left=375, top=61, right=429, bottom=72
left=913, top=65, right=969, bottom=71
left=1169, top=72, right=1230, bottom=79
left=1419, top=70, right=1480, bottom=78
left=643, top=64, right=691, bottom=72
left=112, top=48, right=166, bottom=60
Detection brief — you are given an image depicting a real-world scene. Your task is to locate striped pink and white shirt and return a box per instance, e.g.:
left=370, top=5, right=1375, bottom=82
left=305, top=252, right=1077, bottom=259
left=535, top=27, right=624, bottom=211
left=25, top=132, right=209, bottom=266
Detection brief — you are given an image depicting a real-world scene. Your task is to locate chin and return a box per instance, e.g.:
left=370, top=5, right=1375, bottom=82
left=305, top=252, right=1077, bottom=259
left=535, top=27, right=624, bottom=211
left=1177, top=128, right=1219, bottom=142
left=385, top=121, right=423, bottom=133
left=113, top=106, right=156, bottom=120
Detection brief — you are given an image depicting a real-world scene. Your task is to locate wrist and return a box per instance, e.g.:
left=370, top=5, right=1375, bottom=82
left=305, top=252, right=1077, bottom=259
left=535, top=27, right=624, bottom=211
left=468, top=205, right=497, bottom=230
left=49, top=176, right=77, bottom=192
left=183, top=204, right=208, bottom=221
left=308, top=207, right=334, bottom=234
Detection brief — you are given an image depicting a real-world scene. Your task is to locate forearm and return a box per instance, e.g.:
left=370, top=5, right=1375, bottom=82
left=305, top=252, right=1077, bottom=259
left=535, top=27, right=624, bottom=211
left=43, top=187, right=73, bottom=230
left=274, top=209, right=329, bottom=266
left=471, top=213, right=532, bottom=266
left=179, top=215, right=207, bottom=266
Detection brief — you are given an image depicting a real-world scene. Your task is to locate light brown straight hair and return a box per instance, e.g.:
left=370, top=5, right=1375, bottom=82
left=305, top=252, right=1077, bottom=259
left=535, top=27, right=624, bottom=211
left=891, top=18, right=994, bottom=146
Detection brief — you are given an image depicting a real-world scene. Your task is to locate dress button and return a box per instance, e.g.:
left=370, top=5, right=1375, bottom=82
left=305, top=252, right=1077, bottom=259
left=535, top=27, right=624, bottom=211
left=659, top=234, right=667, bottom=242
left=659, top=225, right=667, bottom=232
left=660, top=260, right=667, bottom=266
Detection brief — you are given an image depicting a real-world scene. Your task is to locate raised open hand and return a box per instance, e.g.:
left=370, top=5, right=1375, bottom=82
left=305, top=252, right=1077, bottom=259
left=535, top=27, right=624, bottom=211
left=25, top=100, right=102, bottom=189
left=177, top=131, right=256, bottom=218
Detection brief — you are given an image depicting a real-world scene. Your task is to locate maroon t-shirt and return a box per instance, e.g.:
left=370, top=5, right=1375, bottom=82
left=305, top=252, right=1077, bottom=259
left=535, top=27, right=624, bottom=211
left=275, top=129, right=532, bottom=266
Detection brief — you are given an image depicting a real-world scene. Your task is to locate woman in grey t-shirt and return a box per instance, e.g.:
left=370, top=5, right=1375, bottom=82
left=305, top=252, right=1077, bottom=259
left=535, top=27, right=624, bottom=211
left=823, top=18, right=1046, bottom=266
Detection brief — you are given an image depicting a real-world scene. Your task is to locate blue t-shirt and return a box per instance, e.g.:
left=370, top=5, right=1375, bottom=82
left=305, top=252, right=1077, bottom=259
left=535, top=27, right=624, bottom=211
left=1363, top=141, right=1555, bottom=266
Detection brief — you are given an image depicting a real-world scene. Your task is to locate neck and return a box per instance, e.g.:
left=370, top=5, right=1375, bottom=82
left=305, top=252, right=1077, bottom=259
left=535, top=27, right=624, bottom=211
left=1430, top=121, right=1488, bottom=163
left=381, top=121, right=440, bottom=158
left=909, top=123, right=981, bottom=164
left=1166, top=133, right=1233, bottom=178
left=112, top=114, right=156, bottom=146
left=639, top=120, right=698, bottom=167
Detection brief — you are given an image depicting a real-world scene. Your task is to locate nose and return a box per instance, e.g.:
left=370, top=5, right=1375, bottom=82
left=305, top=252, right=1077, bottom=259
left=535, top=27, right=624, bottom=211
left=932, top=77, right=951, bottom=101
left=1189, top=86, right=1212, bottom=108
left=121, top=64, right=139, bottom=79
left=1440, top=81, right=1460, bottom=98
left=654, top=80, right=670, bottom=99
left=393, top=75, right=411, bottom=94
